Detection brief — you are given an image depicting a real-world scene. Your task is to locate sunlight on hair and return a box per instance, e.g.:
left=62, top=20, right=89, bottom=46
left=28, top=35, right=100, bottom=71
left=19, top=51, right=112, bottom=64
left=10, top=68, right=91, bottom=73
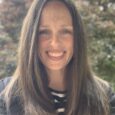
left=0, top=0, right=2, bottom=4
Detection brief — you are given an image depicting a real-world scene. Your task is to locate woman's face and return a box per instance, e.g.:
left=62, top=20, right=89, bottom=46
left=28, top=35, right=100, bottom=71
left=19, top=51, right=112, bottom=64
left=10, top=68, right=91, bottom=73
left=38, top=1, right=73, bottom=72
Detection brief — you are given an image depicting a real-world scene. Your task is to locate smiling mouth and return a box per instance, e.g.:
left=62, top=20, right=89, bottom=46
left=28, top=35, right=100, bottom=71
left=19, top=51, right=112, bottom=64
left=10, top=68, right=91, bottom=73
left=46, top=51, right=65, bottom=61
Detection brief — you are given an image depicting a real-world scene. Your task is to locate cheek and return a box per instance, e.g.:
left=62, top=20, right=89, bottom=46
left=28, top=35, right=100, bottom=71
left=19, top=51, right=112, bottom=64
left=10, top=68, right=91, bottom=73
left=68, top=39, right=74, bottom=57
left=38, top=41, right=44, bottom=57
left=38, top=40, right=49, bottom=60
left=65, top=39, right=73, bottom=50
left=38, top=39, right=48, bottom=52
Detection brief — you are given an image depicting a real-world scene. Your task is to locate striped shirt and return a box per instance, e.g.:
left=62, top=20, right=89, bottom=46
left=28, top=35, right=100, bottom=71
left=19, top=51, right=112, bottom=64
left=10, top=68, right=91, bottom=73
left=49, top=88, right=67, bottom=115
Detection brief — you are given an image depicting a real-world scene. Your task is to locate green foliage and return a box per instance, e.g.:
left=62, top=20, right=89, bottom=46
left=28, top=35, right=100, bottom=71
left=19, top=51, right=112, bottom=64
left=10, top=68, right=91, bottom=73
left=0, top=35, right=17, bottom=78
left=75, top=0, right=115, bottom=89
left=0, top=0, right=28, bottom=42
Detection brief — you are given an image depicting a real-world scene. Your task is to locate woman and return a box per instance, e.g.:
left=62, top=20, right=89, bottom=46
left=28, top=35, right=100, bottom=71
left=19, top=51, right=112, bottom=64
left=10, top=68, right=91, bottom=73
left=0, top=0, right=115, bottom=115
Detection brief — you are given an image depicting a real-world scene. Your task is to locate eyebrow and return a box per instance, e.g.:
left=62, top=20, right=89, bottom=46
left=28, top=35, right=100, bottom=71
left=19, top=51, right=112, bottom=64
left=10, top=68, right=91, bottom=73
left=61, top=26, right=73, bottom=29
left=61, top=24, right=73, bottom=27
left=39, top=25, right=73, bottom=28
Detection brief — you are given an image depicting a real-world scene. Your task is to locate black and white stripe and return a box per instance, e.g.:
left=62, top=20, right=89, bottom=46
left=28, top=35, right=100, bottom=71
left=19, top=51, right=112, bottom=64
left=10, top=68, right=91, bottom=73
left=49, top=88, right=67, bottom=115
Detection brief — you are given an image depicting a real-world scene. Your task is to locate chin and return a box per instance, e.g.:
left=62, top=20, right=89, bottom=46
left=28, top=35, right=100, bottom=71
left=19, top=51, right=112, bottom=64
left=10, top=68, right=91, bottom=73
left=47, top=66, right=65, bottom=71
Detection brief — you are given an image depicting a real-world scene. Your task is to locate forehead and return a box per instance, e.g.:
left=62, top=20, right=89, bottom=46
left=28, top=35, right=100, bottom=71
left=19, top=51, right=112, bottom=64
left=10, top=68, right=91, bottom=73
left=43, top=0, right=68, bottom=10
left=40, top=1, right=72, bottom=25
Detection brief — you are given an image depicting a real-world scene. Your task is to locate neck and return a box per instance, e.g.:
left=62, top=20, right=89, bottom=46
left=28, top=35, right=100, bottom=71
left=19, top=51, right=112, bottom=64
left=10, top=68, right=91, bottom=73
left=47, top=69, right=66, bottom=91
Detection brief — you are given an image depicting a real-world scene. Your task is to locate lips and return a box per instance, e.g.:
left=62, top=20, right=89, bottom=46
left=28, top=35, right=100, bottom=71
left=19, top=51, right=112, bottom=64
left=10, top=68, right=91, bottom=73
left=48, top=52, right=64, bottom=57
left=46, top=51, right=65, bottom=61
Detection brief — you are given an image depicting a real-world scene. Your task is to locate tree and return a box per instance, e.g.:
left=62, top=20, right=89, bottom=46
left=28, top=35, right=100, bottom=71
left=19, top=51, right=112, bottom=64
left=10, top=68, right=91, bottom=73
left=75, top=0, right=115, bottom=88
left=0, top=0, right=33, bottom=78
left=0, top=0, right=28, bottom=42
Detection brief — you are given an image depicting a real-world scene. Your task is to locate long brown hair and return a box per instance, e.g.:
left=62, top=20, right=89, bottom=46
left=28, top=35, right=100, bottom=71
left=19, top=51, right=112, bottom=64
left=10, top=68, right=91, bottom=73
left=2, top=0, right=109, bottom=115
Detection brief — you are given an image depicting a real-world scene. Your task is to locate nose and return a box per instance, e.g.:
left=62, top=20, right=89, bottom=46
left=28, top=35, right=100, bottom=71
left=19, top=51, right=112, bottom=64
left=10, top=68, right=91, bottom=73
left=50, top=34, right=60, bottom=47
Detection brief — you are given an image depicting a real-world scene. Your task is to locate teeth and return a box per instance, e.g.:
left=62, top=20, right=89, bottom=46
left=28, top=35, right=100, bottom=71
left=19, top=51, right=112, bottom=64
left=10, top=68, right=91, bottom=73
left=48, top=52, right=64, bottom=57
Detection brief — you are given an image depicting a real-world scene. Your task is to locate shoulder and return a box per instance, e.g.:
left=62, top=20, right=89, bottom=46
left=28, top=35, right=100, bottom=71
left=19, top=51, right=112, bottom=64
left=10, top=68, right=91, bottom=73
left=94, top=76, right=115, bottom=114
left=108, top=87, right=115, bottom=115
left=0, top=77, right=11, bottom=93
left=0, top=94, right=7, bottom=115
left=94, top=76, right=112, bottom=95
left=0, top=77, right=11, bottom=115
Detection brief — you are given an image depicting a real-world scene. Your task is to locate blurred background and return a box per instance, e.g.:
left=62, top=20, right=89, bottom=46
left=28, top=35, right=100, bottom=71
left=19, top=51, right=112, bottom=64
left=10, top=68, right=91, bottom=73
left=0, top=0, right=115, bottom=90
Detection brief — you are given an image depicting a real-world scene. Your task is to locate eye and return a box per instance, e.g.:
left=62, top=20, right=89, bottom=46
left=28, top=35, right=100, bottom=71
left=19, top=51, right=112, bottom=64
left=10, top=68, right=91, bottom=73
left=38, top=29, right=51, bottom=39
left=38, top=29, right=50, bottom=35
left=60, top=28, right=73, bottom=36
